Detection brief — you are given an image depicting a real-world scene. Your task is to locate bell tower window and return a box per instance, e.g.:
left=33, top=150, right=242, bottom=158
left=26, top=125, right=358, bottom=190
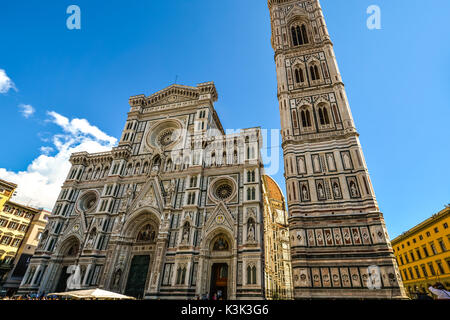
left=291, top=23, right=309, bottom=47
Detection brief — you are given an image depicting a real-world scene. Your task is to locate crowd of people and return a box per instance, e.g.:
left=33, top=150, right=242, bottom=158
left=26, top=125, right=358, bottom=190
left=1, top=283, right=449, bottom=300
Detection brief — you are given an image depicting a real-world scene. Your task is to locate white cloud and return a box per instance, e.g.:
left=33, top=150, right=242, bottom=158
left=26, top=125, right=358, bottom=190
left=0, top=69, right=17, bottom=94
left=0, top=111, right=117, bottom=210
left=19, top=104, right=35, bottom=118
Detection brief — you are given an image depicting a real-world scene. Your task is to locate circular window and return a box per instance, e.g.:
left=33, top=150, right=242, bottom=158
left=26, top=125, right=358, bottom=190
left=146, top=120, right=182, bottom=150
left=158, top=129, right=175, bottom=147
left=78, top=192, right=98, bottom=212
left=209, top=177, right=236, bottom=203
left=215, top=184, right=233, bottom=200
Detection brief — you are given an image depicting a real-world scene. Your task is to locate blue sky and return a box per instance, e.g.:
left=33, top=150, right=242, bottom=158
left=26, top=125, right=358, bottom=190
left=0, top=0, right=449, bottom=239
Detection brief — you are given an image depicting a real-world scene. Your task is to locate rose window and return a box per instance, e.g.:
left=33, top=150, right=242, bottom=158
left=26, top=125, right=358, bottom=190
left=215, top=184, right=233, bottom=200
left=158, top=129, right=174, bottom=147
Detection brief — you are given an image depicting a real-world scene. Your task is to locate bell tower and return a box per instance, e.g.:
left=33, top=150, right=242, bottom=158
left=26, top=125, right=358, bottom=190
left=268, top=0, right=407, bottom=298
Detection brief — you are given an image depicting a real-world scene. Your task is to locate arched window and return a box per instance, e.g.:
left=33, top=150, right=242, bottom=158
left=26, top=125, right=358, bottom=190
left=165, top=159, right=172, bottom=172
left=318, top=106, right=330, bottom=125
left=176, top=266, right=186, bottom=285
left=134, top=163, right=141, bottom=175
left=318, top=108, right=325, bottom=125
left=310, top=64, right=320, bottom=81
left=294, top=68, right=305, bottom=83
left=323, top=108, right=330, bottom=124
left=300, top=110, right=312, bottom=128
left=247, top=265, right=257, bottom=285
left=291, top=23, right=309, bottom=47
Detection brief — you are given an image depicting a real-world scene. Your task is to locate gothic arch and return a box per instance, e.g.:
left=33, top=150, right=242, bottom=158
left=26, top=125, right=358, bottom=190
left=56, top=235, right=81, bottom=257
left=201, top=227, right=234, bottom=254
left=121, top=207, right=161, bottom=239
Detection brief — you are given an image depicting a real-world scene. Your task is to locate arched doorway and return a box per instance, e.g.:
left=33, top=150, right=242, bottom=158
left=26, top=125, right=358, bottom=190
left=123, top=222, right=158, bottom=299
left=54, top=238, right=80, bottom=292
left=210, top=263, right=228, bottom=300
left=206, top=233, right=232, bottom=299
left=124, top=255, right=150, bottom=299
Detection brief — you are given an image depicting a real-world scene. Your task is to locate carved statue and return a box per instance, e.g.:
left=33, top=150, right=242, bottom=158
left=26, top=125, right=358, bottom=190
left=333, top=183, right=340, bottom=198
left=318, top=184, right=325, bottom=198
left=343, top=153, right=351, bottom=169
left=120, top=186, right=134, bottom=213
left=86, top=229, right=96, bottom=248
left=350, top=182, right=358, bottom=197
left=165, top=179, right=176, bottom=206
left=182, top=224, right=190, bottom=243
left=298, top=157, right=306, bottom=173
left=247, top=220, right=255, bottom=242
left=327, top=154, right=335, bottom=171
left=302, top=186, right=309, bottom=200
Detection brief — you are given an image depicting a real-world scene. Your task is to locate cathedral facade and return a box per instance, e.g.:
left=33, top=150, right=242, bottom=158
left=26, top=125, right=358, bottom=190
left=268, top=0, right=407, bottom=298
left=18, top=82, right=266, bottom=299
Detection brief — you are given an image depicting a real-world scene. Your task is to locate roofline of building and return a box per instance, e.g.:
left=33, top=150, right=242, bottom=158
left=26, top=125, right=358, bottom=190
left=391, top=205, right=450, bottom=244
left=0, top=179, right=17, bottom=190
left=4, top=200, right=40, bottom=213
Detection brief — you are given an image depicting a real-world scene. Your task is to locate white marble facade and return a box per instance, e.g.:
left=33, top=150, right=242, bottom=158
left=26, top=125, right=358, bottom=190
left=18, top=82, right=265, bottom=299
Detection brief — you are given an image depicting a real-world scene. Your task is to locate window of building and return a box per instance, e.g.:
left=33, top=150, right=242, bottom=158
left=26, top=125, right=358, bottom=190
left=162, top=263, right=174, bottom=286
left=404, top=254, right=409, bottom=264
left=247, top=170, right=256, bottom=183
left=318, top=106, right=330, bottom=126
left=11, top=238, right=21, bottom=247
left=403, top=270, right=408, bottom=280
left=294, top=68, right=305, bottom=83
left=399, top=256, right=404, bottom=265
left=416, top=249, right=422, bottom=260
left=414, top=266, right=421, bottom=278
left=438, top=239, right=447, bottom=252
left=176, top=266, right=187, bottom=285
left=430, top=242, right=438, bottom=255
left=186, top=192, right=196, bottom=205
left=1, top=236, right=11, bottom=245
left=423, top=246, right=429, bottom=257
left=426, top=231, right=431, bottom=237
left=247, top=187, right=256, bottom=201
left=408, top=268, right=414, bottom=280
left=410, top=252, right=415, bottom=262
left=190, top=176, right=198, bottom=188
left=310, top=65, right=321, bottom=81
left=247, top=265, right=257, bottom=285
left=301, top=110, right=312, bottom=128
left=421, top=265, right=428, bottom=277
left=419, top=235, right=423, bottom=240
left=291, top=24, right=309, bottom=46
left=436, top=261, right=444, bottom=275
left=428, top=263, right=436, bottom=276
left=434, top=227, right=439, bottom=233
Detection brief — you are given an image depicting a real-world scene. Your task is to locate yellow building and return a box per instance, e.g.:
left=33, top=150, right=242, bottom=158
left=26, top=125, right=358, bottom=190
left=0, top=179, right=17, bottom=212
left=0, top=189, right=40, bottom=287
left=392, top=205, right=450, bottom=298
left=2, top=208, right=50, bottom=296
left=262, top=175, right=293, bottom=300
